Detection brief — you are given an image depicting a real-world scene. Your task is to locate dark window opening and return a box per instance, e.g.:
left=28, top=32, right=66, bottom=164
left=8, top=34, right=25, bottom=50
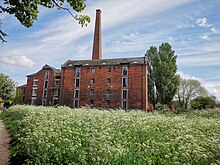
left=122, top=90, right=128, bottom=99
left=75, top=78, right=80, bottom=87
left=122, top=101, right=127, bottom=110
left=122, top=78, right=128, bottom=87
left=90, top=89, right=94, bottom=95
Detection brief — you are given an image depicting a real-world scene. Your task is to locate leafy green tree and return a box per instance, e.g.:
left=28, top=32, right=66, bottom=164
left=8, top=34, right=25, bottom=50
left=176, top=78, right=208, bottom=109
left=147, top=46, right=157, bottom=106
left=0, top=73, right=17, bottom=103
left=14, top=87, right=23, bottom=105
left=191, top=96, right=216, bottom=110
left=0, top=0, right=90, bottom=42
left=147, top=43, right=180, bottom=105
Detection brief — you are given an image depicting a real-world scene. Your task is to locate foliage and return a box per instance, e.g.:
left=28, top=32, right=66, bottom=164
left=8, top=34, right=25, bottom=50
left=0, top=0, right=90, bottom=42
left=0, top=19, right=7, bottom=43
left=0, top=73, right=17, bottom=102
left=14, top=87, right=23, bottom=105
left=191, top=96, right=217, bottom=110
left=147, top=43, right=180, bottom=105
left=176, top=78, right=208, bottom=109
left=1, top=105, right=220, bottom=164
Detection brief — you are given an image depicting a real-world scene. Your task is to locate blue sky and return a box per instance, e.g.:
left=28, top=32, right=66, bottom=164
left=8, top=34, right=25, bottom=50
left=0, top=0, right=220, bottom=100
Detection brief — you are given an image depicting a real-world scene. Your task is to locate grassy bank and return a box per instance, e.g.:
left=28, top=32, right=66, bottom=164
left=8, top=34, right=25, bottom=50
left=1, top=106, right=220, bottom=164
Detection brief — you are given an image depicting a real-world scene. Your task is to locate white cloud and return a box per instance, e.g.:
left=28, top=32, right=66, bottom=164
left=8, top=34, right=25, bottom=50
left=196, top=17, right=212, bottom=27
left=196, top=17, right=218, bottom=34
left=0, top=55, right=35, bottom=68
left=177, top=71, right=203, bottom=81
left=200, top=35, right=209, bottom=40
left=210, top=27, right=218, bottom=33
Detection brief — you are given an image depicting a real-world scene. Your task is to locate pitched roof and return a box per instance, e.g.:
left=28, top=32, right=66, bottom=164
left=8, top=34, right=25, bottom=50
left=62, top=57, right=146, bottom=68
left=27, top=64, right=61, bottom=77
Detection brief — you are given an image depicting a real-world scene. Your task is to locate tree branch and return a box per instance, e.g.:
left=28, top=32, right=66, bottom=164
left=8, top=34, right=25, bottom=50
left=51, top=0, right=78, bottom=20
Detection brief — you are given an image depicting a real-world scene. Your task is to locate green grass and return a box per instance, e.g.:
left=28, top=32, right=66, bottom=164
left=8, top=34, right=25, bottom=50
left=1, top=105, right=220, bottom=165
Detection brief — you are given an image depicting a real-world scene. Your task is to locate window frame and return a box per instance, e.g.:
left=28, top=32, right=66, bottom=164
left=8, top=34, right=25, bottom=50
left=74, top=89, right=79, bottom=98
left=91, top=68, right=95, bottom=74
left=106, top=99, right=110, bottom=107
left=90, top=78, right=95, bottom=84
left=122, top=89, right=128, bottom=99
left=75, top=68, right=81, bottom=77
left=90, top=89, right=94, bottom=95
left=106, top=89, right=111, bottom=95
left=33, top=79, right=38, bottom=87
left=43, top=89, right=47, bottom=98
left=31, top=97, right=36, bottom=105
left=122, top=67, right=128, bottom=76
left=44, top=71, right=49, bottom=79
left=122, top=100, right=127, bottom=110
left=106, top=78, right=111, bottom=84
left=74, top=99, right=79, bottom=108
left=122, top=77, right=128, bottom=87
left=53, top=89, right=59, bottom=96
left=42, top=99, right=46, bottom=106
left=32, top=88, right=37, bottom=96
left=75, top=78, right=80, bottom=88
left=44, top=80, right=48, bottom=89
left=107, top=67, right=111, bottom=73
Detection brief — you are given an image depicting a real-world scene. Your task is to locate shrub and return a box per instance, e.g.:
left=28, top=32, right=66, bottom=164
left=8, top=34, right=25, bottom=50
left=1, top=106, right=220, bottom=164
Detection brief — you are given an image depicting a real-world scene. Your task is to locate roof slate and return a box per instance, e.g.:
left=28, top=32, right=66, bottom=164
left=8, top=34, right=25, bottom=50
left=27, top=64, right=61, bottom=77
left=62, top=57, right=146, bottom=68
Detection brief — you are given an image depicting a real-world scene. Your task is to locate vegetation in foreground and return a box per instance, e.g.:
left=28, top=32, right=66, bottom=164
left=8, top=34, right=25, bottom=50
left=1, top=106, right=220, bottom=165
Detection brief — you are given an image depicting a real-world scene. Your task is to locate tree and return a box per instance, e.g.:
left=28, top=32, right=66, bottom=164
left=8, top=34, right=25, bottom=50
left=0, top=0, right=90, bottom=42
left=147, top=43, right=180, bottom=105
left=0, top=73, right=17, bottom=103
left=191, top=96, right=216, bottom=110
left=176, top=78, right=208, bottom=109
left=14, top=87, right=23, bottom=105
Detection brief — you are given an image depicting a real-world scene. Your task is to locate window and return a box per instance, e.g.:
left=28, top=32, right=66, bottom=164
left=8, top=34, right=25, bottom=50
left=31, top=97, right=36, bottom=105
left=92, top=68, right=95, bottom=74
left=107, top=67, right=111, bottom=72
left=106, top=89, right=111, bottom=95
left=53, top=98, right=59, bottom=105
left=122, top=101, right=127, bottom=110
left=42, top=99, right=46, bottom=106
left=122, top=67, right=128, bottom=76
left=106, top=100, right=110, bottom=107
left=106, top=78, right=111, bottom=83
left=33, top=79, right=38, bottom=87
left=45, top=71, right=49, bottom=79
left=55, top=79, right=60, bottom=86
left=122, top=90, right=128, bottom=99
left=89, top=99, right=94, bottom=105
left=90, top=78, right=95, bottom=84
left=122, top=77, right=128, bottom=87
left=44, top=80, right=48, bottom=88
left=32, top=88, right=37, bottom=96
left=74, top=100, right=79, bottom=108
left=75, top=78, right=80, bottom=87
left=74, top=90, right=79, bottom=98
left=43, top=89, right=47, bottom=98
left=90, top=89, right=94, bottom=95
left=75, top=68, right=81, bottom=77
left=54, top=89, right=59, bottom=96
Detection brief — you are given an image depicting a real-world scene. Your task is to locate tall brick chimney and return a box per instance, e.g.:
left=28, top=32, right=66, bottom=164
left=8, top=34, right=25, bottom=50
left=92, top=9, right=102, bottom=60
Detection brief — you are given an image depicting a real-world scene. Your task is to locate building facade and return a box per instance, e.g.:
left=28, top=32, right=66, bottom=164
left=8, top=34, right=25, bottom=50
left=22, top=9, right=148, bottom=110
left=24, top=65, right=60, bottom=106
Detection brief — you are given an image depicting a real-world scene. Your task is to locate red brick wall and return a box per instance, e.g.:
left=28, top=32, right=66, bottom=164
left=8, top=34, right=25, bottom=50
left=24, top=69, right=56, bottom=105
left=60, top=64, right=148, bottom=110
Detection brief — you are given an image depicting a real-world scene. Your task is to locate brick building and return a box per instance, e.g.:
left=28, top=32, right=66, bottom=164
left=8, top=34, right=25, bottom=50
left=22, top=9, right=148, bottom=110
left=24, top=65, right=61, bottom=106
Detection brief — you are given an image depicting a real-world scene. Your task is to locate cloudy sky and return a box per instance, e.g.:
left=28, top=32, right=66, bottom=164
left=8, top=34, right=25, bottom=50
left=0, top=0, right=220, bottom=100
